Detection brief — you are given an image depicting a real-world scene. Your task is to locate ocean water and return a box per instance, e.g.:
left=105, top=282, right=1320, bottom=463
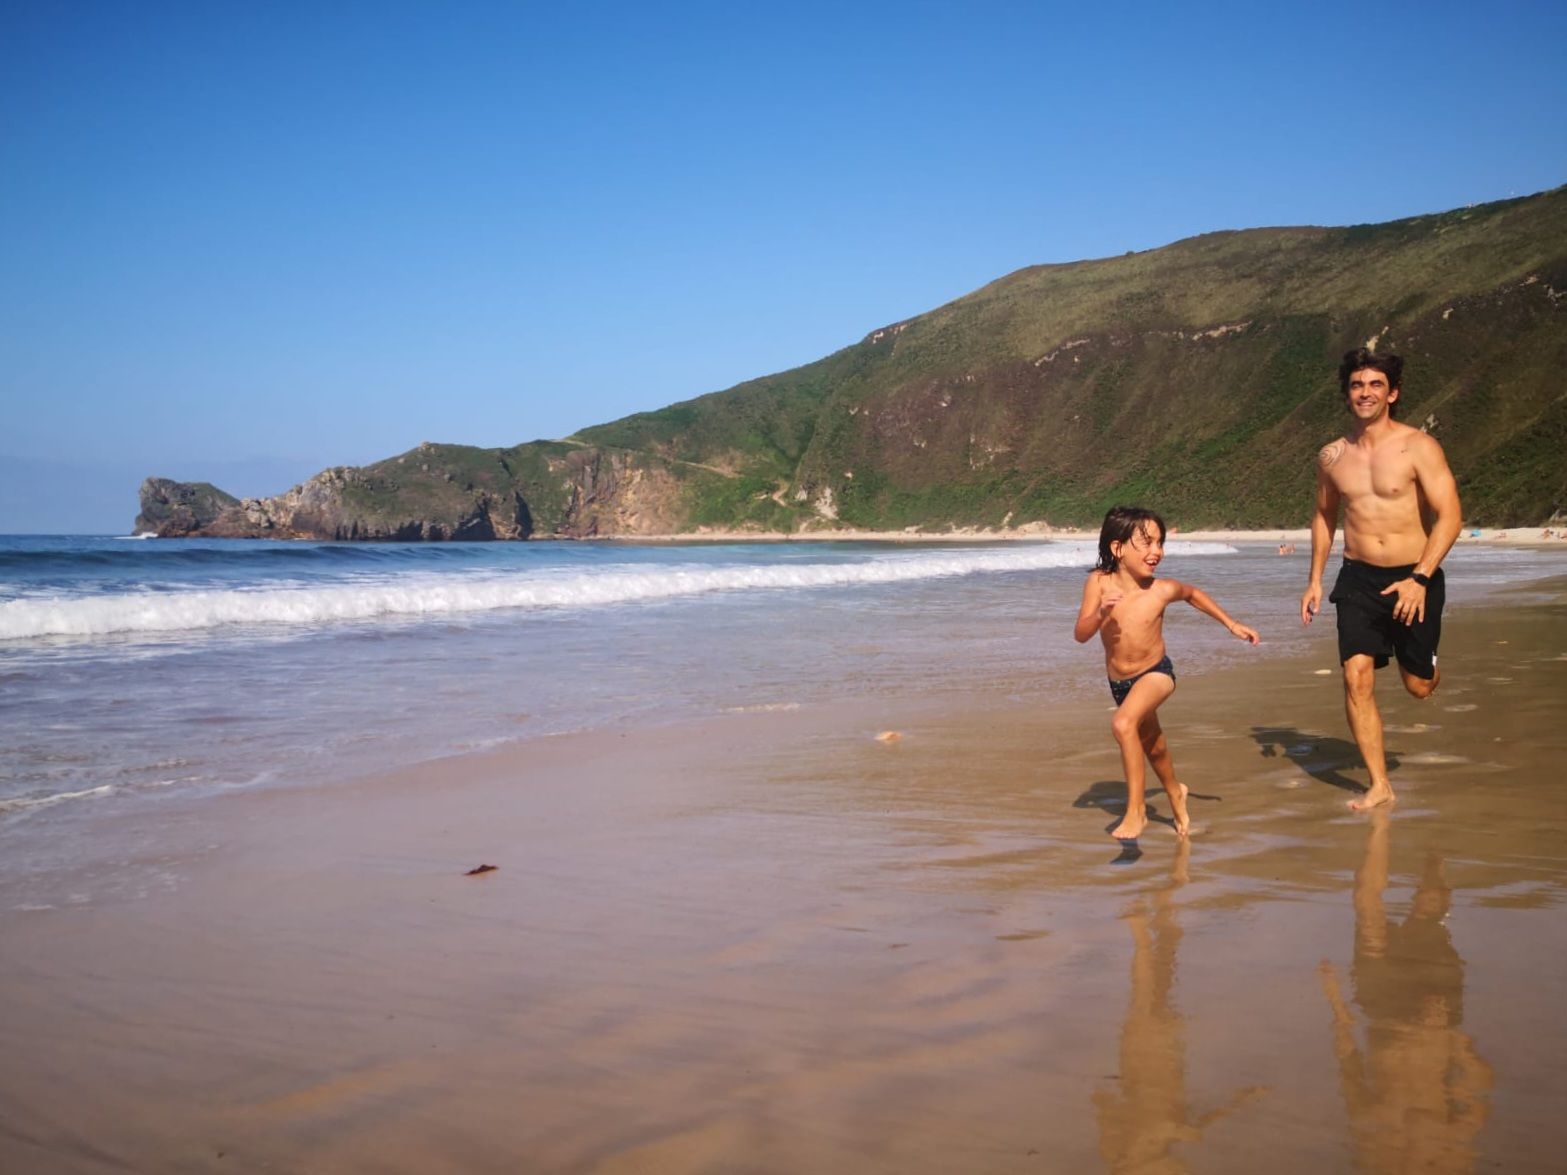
left=2, top=534, right=1561, bottom=826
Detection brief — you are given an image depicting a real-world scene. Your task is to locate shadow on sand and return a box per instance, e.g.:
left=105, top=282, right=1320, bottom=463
left=1073, top=781, right=1223, bottom=862
left=1250, top=726, right=1399, bottom=795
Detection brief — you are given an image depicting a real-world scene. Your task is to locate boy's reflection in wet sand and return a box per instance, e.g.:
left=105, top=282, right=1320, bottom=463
left=1095, top=840, right=1266, bottom=1173
left=1320, top=811, right=1493, bottom=1172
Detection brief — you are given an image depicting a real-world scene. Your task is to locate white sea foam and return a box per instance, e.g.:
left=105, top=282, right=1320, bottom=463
left=0, top=784, right=115, bottom=815
left=0, top=542, right=1236, bottom=641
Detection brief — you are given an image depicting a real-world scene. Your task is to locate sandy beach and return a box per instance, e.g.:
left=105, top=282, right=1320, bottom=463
left=3, top=580, right=1566, bottom=1172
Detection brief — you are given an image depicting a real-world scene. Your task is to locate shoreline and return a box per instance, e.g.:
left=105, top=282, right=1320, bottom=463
left=3, top=581, right=1565, bottom=1171
left=596, top=523, right=1565, bottom=546
left=81, top=523, right=1567, bottom=546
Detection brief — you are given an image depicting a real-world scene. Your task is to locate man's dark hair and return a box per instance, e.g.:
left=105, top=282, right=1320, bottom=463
left=1338, top=348, right=1403, bottom=417
left=1095, top=505, right=1166, bottom=573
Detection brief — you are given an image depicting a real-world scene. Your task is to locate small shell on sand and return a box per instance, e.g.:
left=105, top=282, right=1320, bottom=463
left=875, top=731, right=902, bottom=743
left=1313, top=669, right=1333, bottom=676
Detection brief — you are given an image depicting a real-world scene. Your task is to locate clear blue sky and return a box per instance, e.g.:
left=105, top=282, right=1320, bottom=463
left=3, top=0, right=1564, bottom=532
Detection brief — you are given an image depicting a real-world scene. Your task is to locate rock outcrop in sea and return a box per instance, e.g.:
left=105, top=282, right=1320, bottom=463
left=136, top=479, right=241, bottom=536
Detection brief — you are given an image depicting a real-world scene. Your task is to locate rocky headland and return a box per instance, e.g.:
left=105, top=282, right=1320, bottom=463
left=137, top=442, right=711, bottom=540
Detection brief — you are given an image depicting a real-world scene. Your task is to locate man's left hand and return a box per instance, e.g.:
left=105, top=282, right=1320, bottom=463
left=1379, top=578, right=1427, bottom=625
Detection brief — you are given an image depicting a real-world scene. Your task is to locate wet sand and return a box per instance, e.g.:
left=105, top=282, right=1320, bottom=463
left=2, top=587, right=1565, bottom=1172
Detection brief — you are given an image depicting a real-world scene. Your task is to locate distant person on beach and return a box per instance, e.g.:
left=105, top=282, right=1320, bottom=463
left=1075, top=506, right=1260, bottom=841
left=1300, top=349, right=1462, bottom=811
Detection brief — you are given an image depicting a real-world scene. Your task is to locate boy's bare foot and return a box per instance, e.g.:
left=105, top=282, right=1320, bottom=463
left=1110, top=811, right=1146, bottom=841
left=1348, top=783, right=1396, bottom=811
left=1166, top=782, right=1191, bottom=837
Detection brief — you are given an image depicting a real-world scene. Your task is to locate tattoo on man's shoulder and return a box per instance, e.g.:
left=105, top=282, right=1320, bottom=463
left=1318, top=439, right=1347, bottom=469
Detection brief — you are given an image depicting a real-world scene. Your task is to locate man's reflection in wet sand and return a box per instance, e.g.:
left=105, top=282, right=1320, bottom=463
left=1320, top=812, right=1493, bottom=1172
left=1095, top=840, right=1266, bottom=1173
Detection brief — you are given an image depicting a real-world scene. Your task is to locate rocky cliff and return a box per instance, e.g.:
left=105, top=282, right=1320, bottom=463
left=139, top=185, right=1567, bottom=538
left=141, top=455, right=526, bottom=540
left=135, top=441, right=740, bottom=540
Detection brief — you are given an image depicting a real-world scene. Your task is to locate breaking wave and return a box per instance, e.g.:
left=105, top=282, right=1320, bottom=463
left=0, top=542, right=1236, bottom=641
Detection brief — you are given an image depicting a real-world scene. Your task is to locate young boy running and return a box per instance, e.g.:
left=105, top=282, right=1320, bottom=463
left=1074, top=506, right=1260, bottom=841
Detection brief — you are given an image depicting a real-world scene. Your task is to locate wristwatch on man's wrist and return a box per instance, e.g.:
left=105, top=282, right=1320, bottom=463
left=1411, top=571, right=1431, bottom=587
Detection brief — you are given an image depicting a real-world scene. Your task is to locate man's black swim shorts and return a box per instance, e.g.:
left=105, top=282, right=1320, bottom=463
left=1329, top=558, right=1444, bottom=679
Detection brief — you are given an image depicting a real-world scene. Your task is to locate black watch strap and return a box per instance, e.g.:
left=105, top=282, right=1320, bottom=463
left=1411, top=571, right=1431, bottom=587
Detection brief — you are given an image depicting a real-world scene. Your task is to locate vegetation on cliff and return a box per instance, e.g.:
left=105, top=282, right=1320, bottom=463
left=140, top=185, right=1567, bottom=538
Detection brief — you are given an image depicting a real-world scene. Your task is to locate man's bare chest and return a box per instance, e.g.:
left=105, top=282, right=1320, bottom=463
left=1331, top=445, right=1418, bottom=504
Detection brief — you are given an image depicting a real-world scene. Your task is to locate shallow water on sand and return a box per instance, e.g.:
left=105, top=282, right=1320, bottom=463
left=1, top=568, right=1565, bottom=1172
left=3, top=536, right=1560, bottom=829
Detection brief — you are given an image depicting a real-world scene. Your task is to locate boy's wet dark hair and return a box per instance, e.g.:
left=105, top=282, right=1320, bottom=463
left=1096, top=505, right=1166, bottom=573
left=1338, top=348, right=1403, bottom=418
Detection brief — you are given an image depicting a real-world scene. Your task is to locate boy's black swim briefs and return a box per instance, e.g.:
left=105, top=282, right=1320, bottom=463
left=1108, top=654, right=1175, bottom=706
left=1329, top=558, right=1444, bottom=679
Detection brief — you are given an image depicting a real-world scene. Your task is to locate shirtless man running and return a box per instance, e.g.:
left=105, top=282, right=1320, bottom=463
left=1300, top=348, right=1462, bottom=810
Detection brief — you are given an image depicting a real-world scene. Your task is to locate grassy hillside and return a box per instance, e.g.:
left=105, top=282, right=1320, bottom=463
left=564, top=186, right=1567, bottom=529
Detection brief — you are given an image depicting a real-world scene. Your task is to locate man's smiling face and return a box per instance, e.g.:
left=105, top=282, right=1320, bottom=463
left=1345, top=367, right=1399, bottom=422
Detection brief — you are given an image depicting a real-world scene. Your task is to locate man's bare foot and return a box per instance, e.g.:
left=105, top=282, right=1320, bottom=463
left=1348, top=783, right=1396, bottom=812
left=1110, top=810, right=1147, bottom=841
left=1166, top=782, right=1191, bottom=837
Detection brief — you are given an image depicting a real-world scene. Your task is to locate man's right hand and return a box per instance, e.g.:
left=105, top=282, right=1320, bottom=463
left=1301, top=583, right=1322, bottom=626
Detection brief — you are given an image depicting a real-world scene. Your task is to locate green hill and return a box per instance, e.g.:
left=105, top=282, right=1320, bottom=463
left=140, top=185, right=1567, bottom=538
left=572, top=185, right=1567, bottom=530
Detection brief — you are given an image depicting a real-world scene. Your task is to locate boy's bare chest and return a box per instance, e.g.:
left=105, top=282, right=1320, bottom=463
left=1111, top=588, right=1166, bottom=631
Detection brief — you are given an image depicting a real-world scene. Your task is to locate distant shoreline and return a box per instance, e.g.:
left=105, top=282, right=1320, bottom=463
left=30, top=523, right=1557, bottom=546
left=602, top=524, right=1565, bottom=547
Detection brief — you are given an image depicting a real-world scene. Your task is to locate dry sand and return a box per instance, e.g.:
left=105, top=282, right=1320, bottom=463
left=2, top=587, right=1566, bottom=1172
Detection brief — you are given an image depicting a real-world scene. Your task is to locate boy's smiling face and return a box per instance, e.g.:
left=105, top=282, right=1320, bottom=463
left=1112, top=522, right=1164, bottom=579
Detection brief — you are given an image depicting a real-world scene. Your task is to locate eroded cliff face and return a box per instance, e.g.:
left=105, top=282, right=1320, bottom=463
left=216, top=469, right=531, bottom=540
left=552, top=448, right=690, bottom=537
